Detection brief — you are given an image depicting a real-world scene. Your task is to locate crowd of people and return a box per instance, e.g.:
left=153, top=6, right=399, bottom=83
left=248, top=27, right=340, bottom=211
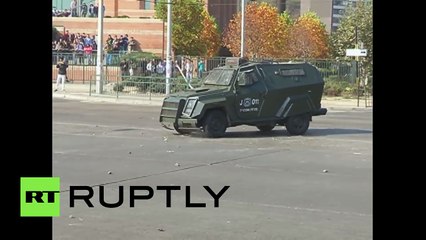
left=119, top=58, right=206, bottom=82
left=52, top=30, right=138, bottom=65
left=104, top=34, right=138, bottom=65
left=52, top=1, right=209, bottom=87
left=52, top=29, right=207, bottom=81
left=53, top=0, right=105, bottom=18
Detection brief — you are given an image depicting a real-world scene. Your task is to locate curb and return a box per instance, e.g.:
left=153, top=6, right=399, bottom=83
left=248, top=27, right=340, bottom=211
left=53, top=92, right=372, bottom=111
left=53, top=93, right=164, bottom=106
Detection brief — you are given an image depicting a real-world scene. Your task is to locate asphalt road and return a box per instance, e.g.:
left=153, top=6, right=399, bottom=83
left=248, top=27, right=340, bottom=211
left=53, top=99, right=372, bottom=240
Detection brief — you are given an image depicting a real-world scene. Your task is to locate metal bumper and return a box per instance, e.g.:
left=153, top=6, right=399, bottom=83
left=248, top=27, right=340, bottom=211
left=312, top=108, right=327, bottom=116
left=175, top=118, right=198, bottom=129
left=159, top=98, right=199, bottom=131
left=160, top=117, right=199, bottom=131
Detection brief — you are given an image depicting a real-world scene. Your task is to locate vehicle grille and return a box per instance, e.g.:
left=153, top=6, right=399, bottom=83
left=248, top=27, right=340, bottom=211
left=160, top=99, right=185, bottom=119
left=161, top=109, right=178, bottom=117
left=162, top=101, right=179, bottom=109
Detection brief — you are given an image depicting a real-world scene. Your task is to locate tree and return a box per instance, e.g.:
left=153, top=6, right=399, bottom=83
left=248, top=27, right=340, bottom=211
left=223, top=2, right=290, bottom=59
left=277, top=11, right=294, bottom=58
left=155, top=0, right=220, bottom=56
left=330, top=1, right=373, bottom=76
left=287, top=11, right=329, bottom=59
left=200, top=9, right=221, bottom=57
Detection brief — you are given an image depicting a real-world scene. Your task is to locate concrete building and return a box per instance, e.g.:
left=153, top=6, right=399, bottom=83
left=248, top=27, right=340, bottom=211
left=53, top=0, right=156, bottom=18
left=300, top=0, right=360, bottom=32
left=206, top=0, right=288, bottom=34
left=52, top=1, right=163, bottom=56
left=52, top=0, right=295, bottom=56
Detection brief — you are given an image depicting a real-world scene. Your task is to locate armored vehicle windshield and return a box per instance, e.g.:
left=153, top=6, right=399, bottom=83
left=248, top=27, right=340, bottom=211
left=203, top=69, right=235, bottom=86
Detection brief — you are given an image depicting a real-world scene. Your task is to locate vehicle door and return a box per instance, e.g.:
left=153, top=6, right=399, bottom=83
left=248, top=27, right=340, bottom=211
left=234, top=67, right=268, bottom=120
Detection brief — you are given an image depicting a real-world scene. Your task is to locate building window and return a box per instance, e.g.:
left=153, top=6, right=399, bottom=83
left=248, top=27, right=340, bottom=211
left=333, top=0, right=344, bottom=6
left=144, top=0, right=155, bottom=10
left=333, top=9, right=345, bottom=15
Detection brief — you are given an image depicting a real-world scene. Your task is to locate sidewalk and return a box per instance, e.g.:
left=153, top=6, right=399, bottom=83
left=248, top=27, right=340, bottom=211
left=52, top=83, right=165, bottom=106
left=52, top=83, right=372, bottom=110
left=321, top=96, right=373, bottom=111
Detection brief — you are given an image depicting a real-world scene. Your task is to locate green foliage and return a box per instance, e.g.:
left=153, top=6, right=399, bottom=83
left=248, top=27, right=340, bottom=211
left=113, top=83, right=124, bottom=92
left=172, top=77, right=202, bottom=93
left=118, top=76, right=198, bottom=94
left=121, top=77, right=150, bottom=92
left=119, top=51, right=157, bottom=62
left=279, top=11, right=293, bottom=26
left=323, top=77, right=356, bottom=97
left=170, top=77, right=190, bottom=93
left=155, top=0, right=206, bottom=55
left=330, top=1, right=372, bottom=77
left=315, top=63, right=352, bottom=81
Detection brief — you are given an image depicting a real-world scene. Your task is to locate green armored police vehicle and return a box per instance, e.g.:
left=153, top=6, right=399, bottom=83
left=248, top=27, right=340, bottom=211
left=159, top=57, right=327, bottom=138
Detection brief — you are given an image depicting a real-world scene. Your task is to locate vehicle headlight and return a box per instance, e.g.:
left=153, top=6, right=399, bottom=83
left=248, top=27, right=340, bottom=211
left=183, top=99, right=197, bottom=115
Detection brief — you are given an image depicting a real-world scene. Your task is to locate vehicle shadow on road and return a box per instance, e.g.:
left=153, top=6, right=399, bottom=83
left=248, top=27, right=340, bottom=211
left=304, top=128, right=372, bottom=136
left=187, top=128, right=372, bottom=139
left=190, top=128, right=372, bottom=139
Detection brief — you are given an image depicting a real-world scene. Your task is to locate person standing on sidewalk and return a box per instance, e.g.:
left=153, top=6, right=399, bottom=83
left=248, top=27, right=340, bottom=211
left=185, top=59, right=193, bottom=82
left=197, top=58, right=205, bottom=79
left=55, top=57, right=68, bottom=92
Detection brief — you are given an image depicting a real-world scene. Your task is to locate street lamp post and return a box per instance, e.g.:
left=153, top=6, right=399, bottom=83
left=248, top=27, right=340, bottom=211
left=165, top=0, right=172, bottom=95
left=240, top=0, right=245, bottom=58
left=96, top=0, right=104, bottom=94
left=162, top=20, right=165, bottom=59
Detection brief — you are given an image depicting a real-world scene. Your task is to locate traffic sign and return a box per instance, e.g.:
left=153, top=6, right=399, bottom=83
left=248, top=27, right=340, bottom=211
left=346, top=49, right=367, bottom=57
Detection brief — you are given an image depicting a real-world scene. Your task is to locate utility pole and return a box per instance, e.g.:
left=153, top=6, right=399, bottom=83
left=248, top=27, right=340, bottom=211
left=240, top=0, right=245, bottom=58
left=96, top=0, right=104, bottom=94
left=165, top=0, right=172, bottom=95
left=162, top=20, right=165, bottom=59
left=355, top=25, right=359, bottom=107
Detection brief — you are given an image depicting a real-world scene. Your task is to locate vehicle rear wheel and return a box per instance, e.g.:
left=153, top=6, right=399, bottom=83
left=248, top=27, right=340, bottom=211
left=203, top=110, right=227, bottom=138
left=173, top=123, right=191, bottom=135
left=256, top=124, right=275, bottom=132
left=286, top=114, right=310, bottom=135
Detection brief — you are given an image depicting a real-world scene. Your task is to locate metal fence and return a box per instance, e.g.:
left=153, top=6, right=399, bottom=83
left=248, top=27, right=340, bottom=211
left=52, top=51, right=122, bottom=66
left=53, top=52, right=361, bottom=83
left=251, top=58, right=357, bottom=82
left=88, top=76, right=202, bottom=99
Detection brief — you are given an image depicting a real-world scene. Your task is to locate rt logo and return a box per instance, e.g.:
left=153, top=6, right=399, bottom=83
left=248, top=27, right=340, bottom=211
left=20, top=177, right=60, bottom=217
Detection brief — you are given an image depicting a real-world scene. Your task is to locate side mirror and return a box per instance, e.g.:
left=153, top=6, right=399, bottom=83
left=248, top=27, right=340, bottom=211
left=233, top=78, right=239, bottom=94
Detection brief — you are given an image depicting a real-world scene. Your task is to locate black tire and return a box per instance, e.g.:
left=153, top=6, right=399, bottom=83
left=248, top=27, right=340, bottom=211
left=286, top=114, right=310, bottom=135
left=203, top=110, right=227, bottom=138
left=173, top=123, right=191, bottom=135
left=256, top=124, right=275, bottom=132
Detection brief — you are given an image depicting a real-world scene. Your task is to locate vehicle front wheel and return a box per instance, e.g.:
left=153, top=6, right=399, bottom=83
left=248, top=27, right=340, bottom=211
left=286, top=114, right=310, bottom=135
left=202, top=110, right=227, bottom=138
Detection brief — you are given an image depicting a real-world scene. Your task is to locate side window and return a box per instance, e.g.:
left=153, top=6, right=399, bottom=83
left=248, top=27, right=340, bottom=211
left=278, top=68, right=305, bottom=77
left=238, top=69, right=259, bottom=86
left=275, top=68, right=306, bottom=82
left=247, top=72, right=259, bottom=85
